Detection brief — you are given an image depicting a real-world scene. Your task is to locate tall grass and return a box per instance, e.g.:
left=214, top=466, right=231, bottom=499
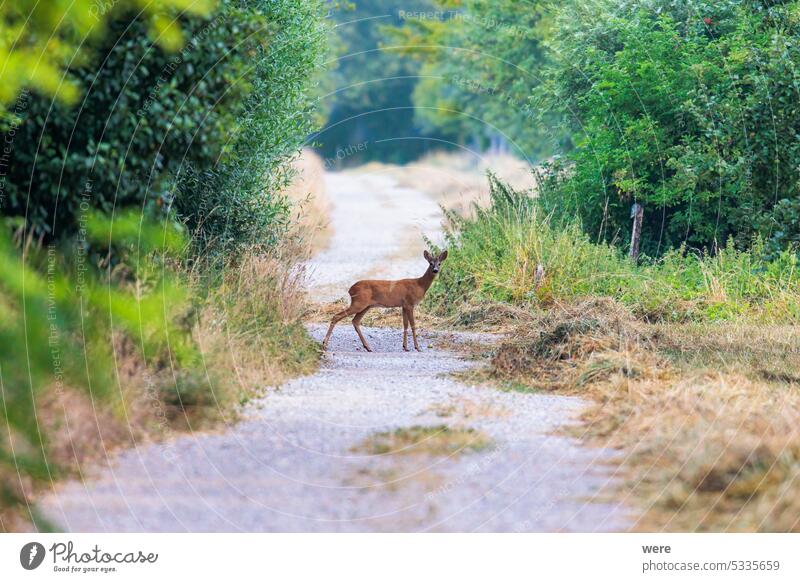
left=429, top=177, right=800, bottom=323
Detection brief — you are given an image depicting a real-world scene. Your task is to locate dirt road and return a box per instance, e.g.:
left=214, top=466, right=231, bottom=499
left=40, top=168, right=628, bottom=532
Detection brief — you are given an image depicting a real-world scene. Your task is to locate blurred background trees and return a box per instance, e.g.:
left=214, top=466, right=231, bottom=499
left=315, top=0, right=452, bottom=165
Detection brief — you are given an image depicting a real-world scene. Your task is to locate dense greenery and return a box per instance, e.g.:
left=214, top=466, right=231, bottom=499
left=0, top=0, right=212, bottom=109
left=2, top=0, right=326, bottom=254
left=405, top=0, right=800, bottom=257
left=178, top=0, right=327, bottom=254
left=535, top=0, right=800, bottom=256
left=429, top=178, right=800, bottom=322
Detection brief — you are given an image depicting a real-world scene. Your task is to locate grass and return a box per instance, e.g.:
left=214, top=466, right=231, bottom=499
left=191, top=248, right=319, bottom=419
left=478, top=299, right=800, bottom=531
left=282, top=149, right=331, bottom=255
left=354, top=425, right=492, bottom=457
left=432, top=176, right=800, bottom=531
left=427, top=177, right=800, bottom=324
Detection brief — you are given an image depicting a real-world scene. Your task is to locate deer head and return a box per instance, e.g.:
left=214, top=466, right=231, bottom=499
left=423, top=249, right=448, bottom=274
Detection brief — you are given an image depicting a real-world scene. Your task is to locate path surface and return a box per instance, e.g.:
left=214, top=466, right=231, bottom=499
left=40, top=168, right=629, bottom=532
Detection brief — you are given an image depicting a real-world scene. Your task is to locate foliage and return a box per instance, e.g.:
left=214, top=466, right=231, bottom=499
left=0, top=0, right=213, bottom=110
left=535, top=0, right=800, bottom=255
left=0, top=214, right=192, bottom=528
left=428, top=177, right=800, bottom=322
left=178, top=0, right=328, bottom=256
left=1, top=0, right=327, bottom=256
left=390, top=0, right=559, bottom=159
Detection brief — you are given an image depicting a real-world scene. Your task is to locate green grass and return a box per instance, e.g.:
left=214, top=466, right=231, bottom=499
left=427, top=177, right=800, bottom=324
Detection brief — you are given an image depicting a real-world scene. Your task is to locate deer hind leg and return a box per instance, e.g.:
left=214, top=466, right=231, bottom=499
left=402, top=307, right=410, bottom=351
left=408, top=308, right=421, bottom=351
left=352, top=307, right=372, bottom=352
left=322, top=305, right=359, bottom=350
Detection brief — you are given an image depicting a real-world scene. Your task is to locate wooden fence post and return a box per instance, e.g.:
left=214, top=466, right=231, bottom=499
left=629, top=202, right=643, bottom=262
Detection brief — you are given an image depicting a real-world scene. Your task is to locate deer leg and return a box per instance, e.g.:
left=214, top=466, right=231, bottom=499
left=408, top=308, right=421, bottom=351
left=322, top=306, right=358, bottom=350
left=402, top=307, right=410, bottom=351
left=352, top=307, right=372, bottom=352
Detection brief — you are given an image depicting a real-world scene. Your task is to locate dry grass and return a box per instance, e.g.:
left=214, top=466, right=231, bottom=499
left=193, top=248, right=319, bottom=413
left=306, top=297, right=447, bottom=330
left=483, top=298, right=800, bottom=531
left=354, top=425, right=492, bottom=457
left=282, top=149, right=332, bottom=254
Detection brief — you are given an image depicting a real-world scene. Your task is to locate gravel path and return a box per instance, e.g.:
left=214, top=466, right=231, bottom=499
left=39, top=168, right=629, bottom=532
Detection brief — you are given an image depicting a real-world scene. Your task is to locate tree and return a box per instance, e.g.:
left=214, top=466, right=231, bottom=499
left=317, top=0, right=448, bottom=165
left=390, top=0, right=559, bottom=160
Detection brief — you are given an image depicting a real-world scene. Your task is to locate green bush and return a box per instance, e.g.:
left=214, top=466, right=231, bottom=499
left=2, top=0, right=326, bottom=255
left=535, top=0, right=800, bottom=256
left=429, top=177, right=800, bottom=322
left=179, top=0, right=327, bottom=256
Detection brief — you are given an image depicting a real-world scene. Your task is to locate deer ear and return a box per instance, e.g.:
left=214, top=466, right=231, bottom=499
left=438, top=250, right=448, bottom=261
left=423, top=250, right=432, bottom=262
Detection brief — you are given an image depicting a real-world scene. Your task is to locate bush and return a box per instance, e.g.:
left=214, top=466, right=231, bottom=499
left=429, top=177, right=800, bottom=322
left=178, top=0, right=327, bottom=256
left=2, top=0, right=327, bottom=256
left=536, top=0, right=800, bottom=255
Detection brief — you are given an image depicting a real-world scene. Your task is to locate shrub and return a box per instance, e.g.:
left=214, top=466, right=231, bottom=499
left=1, top=0, right=327, bottom=256
left=429, top=177, right=800, bottom=322
left=536, top=0, right=800, bottom=255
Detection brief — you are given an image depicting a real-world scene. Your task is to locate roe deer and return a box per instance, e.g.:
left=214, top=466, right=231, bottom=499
left=322, top=250, right=448, bottom=352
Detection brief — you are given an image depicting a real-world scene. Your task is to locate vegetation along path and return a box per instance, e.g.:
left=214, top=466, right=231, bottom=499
left=40, top=167, right=629, bottom=532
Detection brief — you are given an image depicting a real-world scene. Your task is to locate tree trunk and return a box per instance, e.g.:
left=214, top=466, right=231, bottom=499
left=629, top=202, right=644, bottom=262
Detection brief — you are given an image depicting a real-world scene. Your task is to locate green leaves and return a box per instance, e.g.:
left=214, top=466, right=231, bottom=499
left=0, top=0, right=215, bottom=108
left=537, top=0, right=800, bottom=256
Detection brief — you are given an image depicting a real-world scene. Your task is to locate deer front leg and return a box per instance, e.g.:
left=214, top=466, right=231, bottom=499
left=352, top=307, right=372, bottom=352
left=408, top=307, right=420, bottom=351
left=402, top=307, right=409, bottom=351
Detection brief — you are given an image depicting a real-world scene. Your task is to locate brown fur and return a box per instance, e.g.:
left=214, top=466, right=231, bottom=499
left=322, top=250, right=447, bottom=352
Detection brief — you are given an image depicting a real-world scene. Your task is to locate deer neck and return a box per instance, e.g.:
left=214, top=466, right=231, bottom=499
left=418, top=266, right=437, bottom=293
